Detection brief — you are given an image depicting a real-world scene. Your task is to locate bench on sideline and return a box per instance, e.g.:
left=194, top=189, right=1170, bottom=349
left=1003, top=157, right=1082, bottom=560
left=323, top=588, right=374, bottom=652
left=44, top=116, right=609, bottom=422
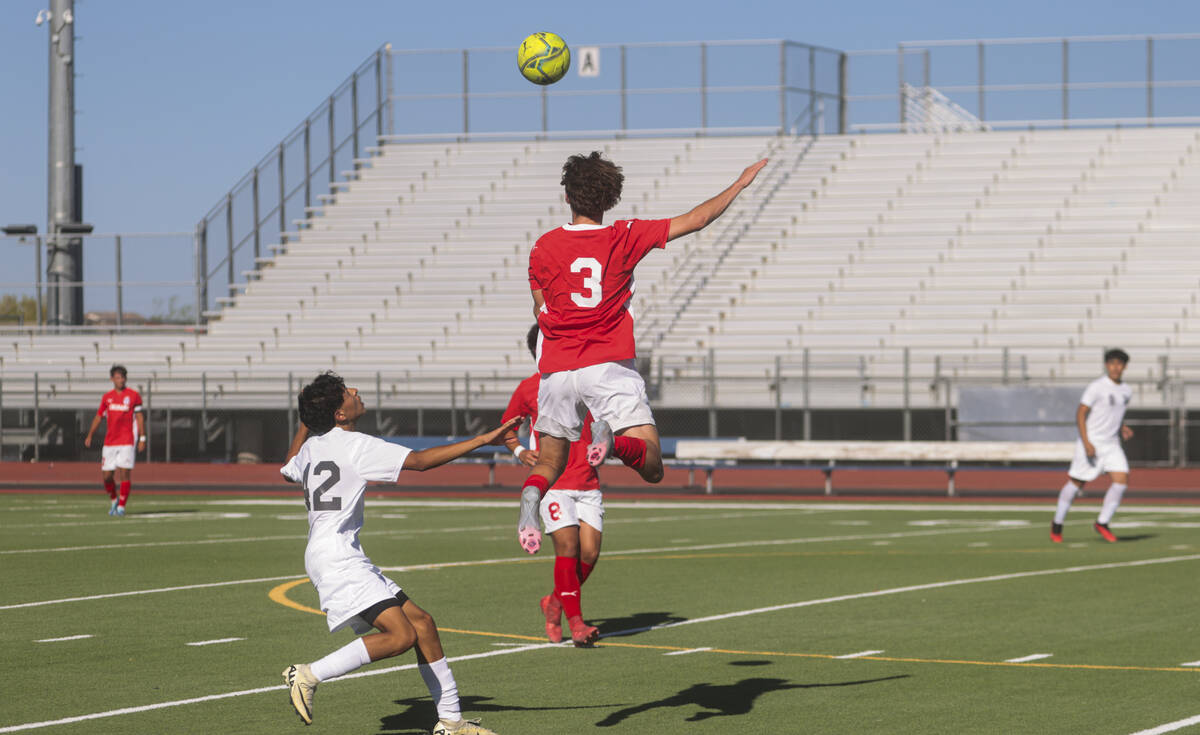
left=674, top=440, right=1076, bottom=495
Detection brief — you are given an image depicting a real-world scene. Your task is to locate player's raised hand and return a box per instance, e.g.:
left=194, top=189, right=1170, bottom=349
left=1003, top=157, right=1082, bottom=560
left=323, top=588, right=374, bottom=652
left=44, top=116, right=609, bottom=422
left=737, top=158, right=769, bottom=188
left=480, top=416, right=523, bottom=446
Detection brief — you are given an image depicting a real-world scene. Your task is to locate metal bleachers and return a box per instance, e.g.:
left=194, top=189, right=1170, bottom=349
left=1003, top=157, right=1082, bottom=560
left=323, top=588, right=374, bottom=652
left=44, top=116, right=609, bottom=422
left=3, top=127, right=1200, bottom=412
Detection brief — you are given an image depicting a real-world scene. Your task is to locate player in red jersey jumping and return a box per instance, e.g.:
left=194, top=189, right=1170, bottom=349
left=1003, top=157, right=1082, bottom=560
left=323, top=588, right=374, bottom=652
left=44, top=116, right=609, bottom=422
left=83, top=365, right=146, bottom=517
left=504, top=325, right=604, bottom=646
left=516, top=151, right=767, bottom=554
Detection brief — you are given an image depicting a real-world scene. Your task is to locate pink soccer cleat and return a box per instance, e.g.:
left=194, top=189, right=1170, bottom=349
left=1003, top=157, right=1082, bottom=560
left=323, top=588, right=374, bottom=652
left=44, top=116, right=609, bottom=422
left=586, top=420, right=614, bottom=467
left=567, top=615, right=599, bottom=647
left=518, top=526, right=541, bottom=554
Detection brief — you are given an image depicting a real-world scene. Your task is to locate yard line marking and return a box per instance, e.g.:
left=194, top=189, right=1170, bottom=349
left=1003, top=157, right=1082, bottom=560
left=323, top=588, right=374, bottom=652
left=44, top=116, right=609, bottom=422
left=836, top=650, right=884, bottom=659
left=1128, top=714, right=1200, bottom=735
left=600, top=553, right=1200, bottom=638
left=0, top=641, right=559, bottom=733
left=0, top=510, right=790, bottom=555
left=185, top=638, right=244, bottom=647
left=1006, top=653, right=1053, bottom=663
left=33, top=634, right=92, bottom=643
left=0, top=525, right=1075, bottom=612
left=664, top=647, right=712, bottom=656
left=1180, top=660, right=1200, bottom=667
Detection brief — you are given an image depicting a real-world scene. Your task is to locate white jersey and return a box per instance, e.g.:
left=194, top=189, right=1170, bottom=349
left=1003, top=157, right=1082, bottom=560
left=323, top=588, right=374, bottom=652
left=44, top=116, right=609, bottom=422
left=1079, top=375, right=1132, bottom=445
left=280, top=427, right=412, bottom=633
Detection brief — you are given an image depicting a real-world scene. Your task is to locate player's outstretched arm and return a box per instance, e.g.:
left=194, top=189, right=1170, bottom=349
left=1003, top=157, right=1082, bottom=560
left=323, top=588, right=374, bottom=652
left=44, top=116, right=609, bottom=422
left=83, top=414, right=103, bottom=448
left=403, top=417, right=522, bottom=472
left=667, top=158, right=768, bottom=242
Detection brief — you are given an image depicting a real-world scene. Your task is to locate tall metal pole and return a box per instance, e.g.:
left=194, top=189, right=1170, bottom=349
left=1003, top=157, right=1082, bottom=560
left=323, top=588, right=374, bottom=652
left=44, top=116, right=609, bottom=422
left=838, top=52, right=848, bottom=134
left=700, top=43, right=708, bottom=131
left=34, top=236, right=43, bottom=326
left=897, top=44, right=906, bottom=128
left=1146, top=37, right=1155, bottom=126
left=620, top=45, right=628, bottom=132
left=462, top=49, right=470, bottom=135
left=114, top=235, right=123, bottom=328
left=44, top=0, right=80, bottom=326
left=1061, top=39, right=1069, bottom=128
left=977, top=42, right=986, bottom=121
left=779, top=41, right=787, bottom=134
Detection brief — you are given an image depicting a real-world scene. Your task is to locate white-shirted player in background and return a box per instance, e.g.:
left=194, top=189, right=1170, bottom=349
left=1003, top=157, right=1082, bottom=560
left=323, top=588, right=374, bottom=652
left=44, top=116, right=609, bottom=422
left=1051, top=349, right=1134, bottom=543
left=280, top=372, right=518, bottom=733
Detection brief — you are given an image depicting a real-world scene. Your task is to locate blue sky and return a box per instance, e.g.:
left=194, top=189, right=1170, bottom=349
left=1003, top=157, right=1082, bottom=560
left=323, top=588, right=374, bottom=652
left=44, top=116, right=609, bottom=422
left=1, top=0, right=1198, bottom=235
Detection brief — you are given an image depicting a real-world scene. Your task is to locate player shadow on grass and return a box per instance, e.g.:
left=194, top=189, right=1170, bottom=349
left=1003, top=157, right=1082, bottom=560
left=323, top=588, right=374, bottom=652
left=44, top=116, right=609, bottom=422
left=587, top=611, right=688, bottom=638
left=378, top=693, right=618, bottom=733
left=595, top=674, right=909, bottom=727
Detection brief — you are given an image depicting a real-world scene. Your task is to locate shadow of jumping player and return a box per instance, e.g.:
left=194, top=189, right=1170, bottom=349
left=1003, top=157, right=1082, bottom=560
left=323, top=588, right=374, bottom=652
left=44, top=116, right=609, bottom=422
left=380, top=693, right=619, bottom=733
left=596, top=674, right=909, bottom=727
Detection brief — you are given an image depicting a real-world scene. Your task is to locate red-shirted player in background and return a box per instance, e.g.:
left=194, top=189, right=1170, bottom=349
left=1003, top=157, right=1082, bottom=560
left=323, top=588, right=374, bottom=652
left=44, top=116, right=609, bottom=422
left=516, top=151, right=767, bottom=555
left=84, top=365, right=145, bottom=517
left=504, top=325, right=604, bottom=646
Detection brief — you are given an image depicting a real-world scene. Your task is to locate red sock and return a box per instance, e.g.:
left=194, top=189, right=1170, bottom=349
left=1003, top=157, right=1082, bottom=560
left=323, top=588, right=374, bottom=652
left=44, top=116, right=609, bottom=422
left=613, top=436, right=646, bottom=470
left=578, top=560, right=594, bottom=585
left=522, top=473, right=550, bottom=499
left=554, top=556, right=582, bottom=619
left=103, top=479, right=117, bottom=500
left=118, top=481, right=131, bottom=507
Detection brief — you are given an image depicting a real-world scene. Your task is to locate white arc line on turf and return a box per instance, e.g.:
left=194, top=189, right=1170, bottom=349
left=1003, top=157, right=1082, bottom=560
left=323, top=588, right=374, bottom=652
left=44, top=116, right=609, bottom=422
left=835, top=650, right=884, bottom=659
left=185, top=638, right=244, bottom=647
left=1128, top=714, right=1200, bottom=735
left=664, top=647, right=712, bottom=656
left=0, top=641, right=559, bottom=733
left=1005, top=653, right=1053, bottom=663
left=1180, top=661, right=1200, bottom=667
left=33, top=634, right=92, bottom=643
left=598, top=553, right=1200, bottom=639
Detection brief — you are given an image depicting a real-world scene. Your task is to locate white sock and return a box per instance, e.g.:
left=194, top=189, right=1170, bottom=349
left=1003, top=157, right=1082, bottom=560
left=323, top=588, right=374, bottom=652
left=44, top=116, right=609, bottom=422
left=1097, top=483, right=1128, bottom=525
left=1053, top=481, right=1080, bottom=525
left=419, top=657, right=461, bottom=721
left=310, top=637, right=371, bottom=682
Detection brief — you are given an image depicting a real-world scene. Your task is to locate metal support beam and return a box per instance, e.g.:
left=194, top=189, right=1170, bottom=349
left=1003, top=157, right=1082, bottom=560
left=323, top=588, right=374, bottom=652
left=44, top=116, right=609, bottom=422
left=838, top=53, right=848, bottom=134
left=1062, top=39, right=1070, bottom=128
left=114, top=235, right=123, bottom=327
left=45, top=0, right=80, bottom=326
left=462, top=50, right=470, bottom=135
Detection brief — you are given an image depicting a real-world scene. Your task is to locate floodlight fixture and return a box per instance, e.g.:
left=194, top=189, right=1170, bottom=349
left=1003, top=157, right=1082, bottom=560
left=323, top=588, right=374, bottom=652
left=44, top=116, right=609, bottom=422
left=2, top=225, right=38, bottom=235
left=58, top=222, right=93, bottom=234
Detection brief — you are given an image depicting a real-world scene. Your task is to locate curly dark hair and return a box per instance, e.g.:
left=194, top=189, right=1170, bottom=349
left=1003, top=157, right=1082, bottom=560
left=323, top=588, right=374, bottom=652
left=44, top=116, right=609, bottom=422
left=561, top=151, right=623, bottom=221
left=1104, top=348, right=1130, bottom=364
left=110, top=364, right=127, bottom=378
left=526, top=324, right=539, bottom=359
left=298, top=371, right=347, bottom=435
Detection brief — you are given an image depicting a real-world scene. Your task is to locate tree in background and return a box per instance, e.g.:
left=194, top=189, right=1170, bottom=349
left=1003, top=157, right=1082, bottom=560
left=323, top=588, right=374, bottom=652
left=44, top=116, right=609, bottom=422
left=0, top=295, right=40, bottom=324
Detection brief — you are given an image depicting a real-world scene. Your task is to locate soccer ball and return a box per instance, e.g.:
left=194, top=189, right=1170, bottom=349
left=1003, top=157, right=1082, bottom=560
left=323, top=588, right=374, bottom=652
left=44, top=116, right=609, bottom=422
left=518, top=32, right=570, bottom=85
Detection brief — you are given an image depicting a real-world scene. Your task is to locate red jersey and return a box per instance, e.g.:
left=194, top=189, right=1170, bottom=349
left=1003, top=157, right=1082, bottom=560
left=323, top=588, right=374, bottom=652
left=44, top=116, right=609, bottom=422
left=528, top=219, right=670, bottom=373
left=503, top=373, right=599, bottom=491
left=97, top=388, right=143, bottom=446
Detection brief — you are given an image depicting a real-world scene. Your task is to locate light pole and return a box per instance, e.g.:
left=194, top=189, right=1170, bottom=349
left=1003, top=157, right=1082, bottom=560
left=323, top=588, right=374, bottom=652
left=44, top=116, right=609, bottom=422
left=36, top=0, right=86, bottom=326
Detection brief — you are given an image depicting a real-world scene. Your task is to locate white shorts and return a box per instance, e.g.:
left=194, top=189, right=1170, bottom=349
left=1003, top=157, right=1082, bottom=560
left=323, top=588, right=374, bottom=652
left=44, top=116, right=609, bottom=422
left=533, top=359, right=654, bottom=441
left=101, top=445, right=136, bottom=471
left=305, top=549, right=403, bottom=634
left=540, top=489, right=605, bottom=534
left=1067, top=440, right=1129, bottom=483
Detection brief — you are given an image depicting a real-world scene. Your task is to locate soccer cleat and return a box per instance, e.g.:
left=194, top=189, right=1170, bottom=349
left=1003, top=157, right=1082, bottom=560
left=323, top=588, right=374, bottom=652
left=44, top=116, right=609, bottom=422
left=431, top=718, right=498, bottom=735
left=516, top=484, right=542, bottom=554
left=585, top=420, right=614, bottom=467
left=114, top=506, right=126, bottom=518
left=1050, top=523, right=1063, bottom=544
left=567, top=615, right=599, bottom=647
left=108, top=500, right=119, bottom=516
left=540, top=593, right=563, bottom=643
left=282, top=663, right=318, bottom=725
left=1094, top=522, right=1118, bottom=543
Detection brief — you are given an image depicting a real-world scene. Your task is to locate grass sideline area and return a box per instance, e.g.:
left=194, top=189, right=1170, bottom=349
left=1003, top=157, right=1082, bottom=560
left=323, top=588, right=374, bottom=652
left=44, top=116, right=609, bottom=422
left=2, top=492, right=1199, bottom=734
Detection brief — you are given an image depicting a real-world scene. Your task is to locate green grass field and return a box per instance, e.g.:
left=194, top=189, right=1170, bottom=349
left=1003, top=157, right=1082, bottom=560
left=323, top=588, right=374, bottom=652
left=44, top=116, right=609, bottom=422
left=2, top=492, right=1199, bottom=734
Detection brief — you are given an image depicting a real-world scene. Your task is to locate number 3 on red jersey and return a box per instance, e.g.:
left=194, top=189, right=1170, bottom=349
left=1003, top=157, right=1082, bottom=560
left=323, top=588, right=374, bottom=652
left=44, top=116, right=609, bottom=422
left=570, top=257, right=602, bottom=308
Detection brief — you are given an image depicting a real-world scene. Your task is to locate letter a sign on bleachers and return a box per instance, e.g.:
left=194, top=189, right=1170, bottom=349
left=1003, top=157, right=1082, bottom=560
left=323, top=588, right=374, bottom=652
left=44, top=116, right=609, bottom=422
left=578, top=47, right=600, bottom=77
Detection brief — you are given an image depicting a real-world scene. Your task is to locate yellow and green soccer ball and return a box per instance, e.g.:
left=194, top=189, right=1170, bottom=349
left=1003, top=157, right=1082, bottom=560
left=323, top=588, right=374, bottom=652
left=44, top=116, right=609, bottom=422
left=518, top=32, right=570, bottom=85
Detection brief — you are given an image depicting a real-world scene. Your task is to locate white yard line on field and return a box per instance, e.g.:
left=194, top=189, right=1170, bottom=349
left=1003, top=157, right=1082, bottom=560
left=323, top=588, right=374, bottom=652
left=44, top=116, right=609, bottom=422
left=1005, top=653, right=1053, bottom=663
left=835, top=650, right=885, bottom=659
left=664, top=647, right=712, bottom=656
left=0, top=524, right=1025, bottom=611
left=1180, top=660, right=1200, bottom=667
left=4, top=550, right=1200, bottom=731
left=185, top=638, right=244, bottom=647
left=1128, top=714, right=1200, bottom=735
left=0, top=510, right=798, bottom=555
left=33, top=634, right=93, bottom=643
left=598, top=553, right=1200, bottom=639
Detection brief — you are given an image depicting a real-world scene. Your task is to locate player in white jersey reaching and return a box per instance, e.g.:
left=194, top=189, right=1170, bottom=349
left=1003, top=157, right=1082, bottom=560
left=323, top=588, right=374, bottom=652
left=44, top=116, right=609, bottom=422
left=1051, top=349, right=1134, bottom=544
left=280, top=372, right=518, bottom=733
